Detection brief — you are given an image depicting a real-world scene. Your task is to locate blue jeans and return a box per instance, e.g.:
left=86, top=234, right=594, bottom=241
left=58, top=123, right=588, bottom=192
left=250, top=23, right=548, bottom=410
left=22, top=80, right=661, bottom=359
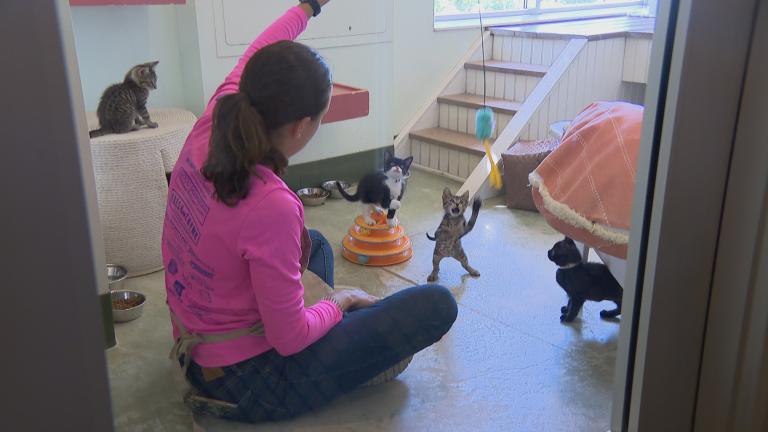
left=307, top=229, right=334, bottom=288
left=187, top=231, right=458, bottom=423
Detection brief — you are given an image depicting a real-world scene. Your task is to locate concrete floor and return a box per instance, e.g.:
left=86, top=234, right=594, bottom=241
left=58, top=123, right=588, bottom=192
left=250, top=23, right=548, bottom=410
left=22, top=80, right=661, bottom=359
left=107, top=170, right=620, bottom=431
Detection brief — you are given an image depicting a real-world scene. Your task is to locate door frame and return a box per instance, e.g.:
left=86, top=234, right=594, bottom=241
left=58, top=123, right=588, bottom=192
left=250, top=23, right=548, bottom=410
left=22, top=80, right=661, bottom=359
left=4, top=0, right=763, bottom=430
left=611, top=0, right=761, bottom=430
left=694, top=2, right=768, bottom=430
left=3, top=0, right=114, bottom=431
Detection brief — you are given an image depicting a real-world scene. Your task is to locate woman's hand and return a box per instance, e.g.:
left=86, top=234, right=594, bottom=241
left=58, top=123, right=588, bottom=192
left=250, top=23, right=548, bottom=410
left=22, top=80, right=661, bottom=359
left=330, top=288, right=379, bottom=312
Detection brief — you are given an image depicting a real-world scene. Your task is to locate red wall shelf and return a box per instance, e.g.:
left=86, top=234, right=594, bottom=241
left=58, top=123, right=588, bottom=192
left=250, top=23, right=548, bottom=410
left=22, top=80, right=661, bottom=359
left=70, top=0, right=185, bottom=5
left=323, top=84, right=370, bottom=124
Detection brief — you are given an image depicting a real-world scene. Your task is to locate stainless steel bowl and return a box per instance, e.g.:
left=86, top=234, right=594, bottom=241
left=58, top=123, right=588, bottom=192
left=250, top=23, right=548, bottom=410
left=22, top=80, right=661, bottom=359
left=107, top=264, right=128, bottom=291
left=111, top=290, right=146, bottom=323
left=322, top=180, right=353, bottom=199
left=297, top=187, right=330, bottom=206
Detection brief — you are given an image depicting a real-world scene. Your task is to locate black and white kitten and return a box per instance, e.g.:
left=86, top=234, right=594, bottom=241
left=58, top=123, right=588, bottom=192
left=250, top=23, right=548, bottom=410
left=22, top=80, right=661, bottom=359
left=337, top=151, right=413, bottom=227
left=548, top=237, right=623, bottom=323
left=89, top=61, right=159, bottom=138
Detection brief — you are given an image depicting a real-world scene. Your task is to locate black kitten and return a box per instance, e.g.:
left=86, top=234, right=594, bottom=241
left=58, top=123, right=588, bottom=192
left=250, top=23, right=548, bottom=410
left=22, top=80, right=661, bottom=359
left=548, top=237, right=623, bottom=323
left=337, top=151, right=413, bottom=227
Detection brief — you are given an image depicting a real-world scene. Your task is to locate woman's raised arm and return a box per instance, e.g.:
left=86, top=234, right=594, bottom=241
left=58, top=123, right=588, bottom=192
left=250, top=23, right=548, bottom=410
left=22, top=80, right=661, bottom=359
left=211, top=1, right=331, bottom=102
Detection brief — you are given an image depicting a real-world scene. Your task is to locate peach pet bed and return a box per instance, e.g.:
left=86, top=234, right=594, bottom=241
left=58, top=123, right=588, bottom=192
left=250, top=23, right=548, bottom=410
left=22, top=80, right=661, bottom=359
left=529, top=102, right=643, bottom=259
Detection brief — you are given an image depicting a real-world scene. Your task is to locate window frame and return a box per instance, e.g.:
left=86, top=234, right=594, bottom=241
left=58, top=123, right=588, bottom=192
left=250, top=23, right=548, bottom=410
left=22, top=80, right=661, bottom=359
left=434, top=0, right=647, bottom=23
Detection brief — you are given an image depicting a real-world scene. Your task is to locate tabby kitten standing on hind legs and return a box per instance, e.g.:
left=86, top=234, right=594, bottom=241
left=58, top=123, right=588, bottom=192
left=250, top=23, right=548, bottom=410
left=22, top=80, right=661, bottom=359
left=89, top=61, right=159, bottom=138
left=426, top=188, right=482, bottom=282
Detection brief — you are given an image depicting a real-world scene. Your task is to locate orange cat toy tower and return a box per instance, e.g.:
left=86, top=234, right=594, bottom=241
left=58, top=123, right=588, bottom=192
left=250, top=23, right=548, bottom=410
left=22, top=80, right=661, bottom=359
left=341, top=210, right=413, bottom=266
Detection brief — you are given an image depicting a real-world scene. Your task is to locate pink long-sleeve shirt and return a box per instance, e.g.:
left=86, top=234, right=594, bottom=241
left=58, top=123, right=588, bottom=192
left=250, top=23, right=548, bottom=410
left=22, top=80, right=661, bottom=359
left=162, top=6, right=342, bottom=368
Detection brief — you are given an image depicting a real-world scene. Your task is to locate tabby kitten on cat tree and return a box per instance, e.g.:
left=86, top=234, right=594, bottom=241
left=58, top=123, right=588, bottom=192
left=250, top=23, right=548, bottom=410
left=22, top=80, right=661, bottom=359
left=89, top=61, right=159, bottom=138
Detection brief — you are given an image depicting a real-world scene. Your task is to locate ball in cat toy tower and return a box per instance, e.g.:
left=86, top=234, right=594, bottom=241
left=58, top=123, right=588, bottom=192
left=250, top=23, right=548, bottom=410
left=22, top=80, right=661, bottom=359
left=342, top=209, right=413, bottom=266
left=476, top=107, right=503, bottom=189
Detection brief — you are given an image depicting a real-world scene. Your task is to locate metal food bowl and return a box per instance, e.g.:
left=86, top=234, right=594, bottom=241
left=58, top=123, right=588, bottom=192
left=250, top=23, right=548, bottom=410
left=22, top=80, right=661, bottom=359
left=322, top=180, right=353, bottom=199
left=297, top=187, right=330, bottom=206
left=107, top=264, right=128, bottom=291
left=111, top=290, right=146, bottom=323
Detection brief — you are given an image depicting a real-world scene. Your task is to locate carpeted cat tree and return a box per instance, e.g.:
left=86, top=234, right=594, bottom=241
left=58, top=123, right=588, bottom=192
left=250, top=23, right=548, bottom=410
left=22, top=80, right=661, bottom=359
left=341, top=210, right=413, bottom=266
left=87, top=108, right=197, bottom=276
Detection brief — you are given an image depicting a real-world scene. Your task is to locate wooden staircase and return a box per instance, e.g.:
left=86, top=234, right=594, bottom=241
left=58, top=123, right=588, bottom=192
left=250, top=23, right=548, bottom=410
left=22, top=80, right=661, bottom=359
left=394, top=17, right=653, bottom=198
left=399, top=31, right=573, bottom=186
left=395, top=23, right=653, bottom=200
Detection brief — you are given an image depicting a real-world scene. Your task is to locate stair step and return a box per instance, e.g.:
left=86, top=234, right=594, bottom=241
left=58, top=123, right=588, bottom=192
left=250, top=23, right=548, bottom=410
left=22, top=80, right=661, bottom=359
left=465, top=60, right=548, bottom=77
left=437, top=93, right=521, bottom=115
left=409, top=128, right=487, bottom=156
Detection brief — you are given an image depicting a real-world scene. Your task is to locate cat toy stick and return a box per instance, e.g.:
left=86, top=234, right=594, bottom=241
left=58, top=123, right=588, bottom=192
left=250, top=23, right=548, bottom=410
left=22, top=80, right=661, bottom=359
left=475, top=2, right=503, bottom=190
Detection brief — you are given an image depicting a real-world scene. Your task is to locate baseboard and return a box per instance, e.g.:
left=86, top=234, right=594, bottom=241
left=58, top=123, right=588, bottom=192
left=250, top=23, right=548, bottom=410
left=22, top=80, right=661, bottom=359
left=412, top=164, right=466, bottom=183
left=284, top=147, right=393, bottom=191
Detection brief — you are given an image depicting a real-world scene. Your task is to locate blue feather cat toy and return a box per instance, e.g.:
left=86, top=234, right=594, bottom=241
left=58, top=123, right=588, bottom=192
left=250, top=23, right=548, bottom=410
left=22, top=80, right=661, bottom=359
left=476, top=107, right=502, bottom=189
left=475, top=1, right=502, bottom=189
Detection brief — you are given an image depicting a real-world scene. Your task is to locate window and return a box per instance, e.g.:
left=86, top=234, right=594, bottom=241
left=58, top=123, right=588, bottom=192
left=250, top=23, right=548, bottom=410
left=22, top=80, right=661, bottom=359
left=435, top=0, right=525, bottom=17
left=539, top=0, right=639, bottom=9
left=435, top=0, right=645, bottom=21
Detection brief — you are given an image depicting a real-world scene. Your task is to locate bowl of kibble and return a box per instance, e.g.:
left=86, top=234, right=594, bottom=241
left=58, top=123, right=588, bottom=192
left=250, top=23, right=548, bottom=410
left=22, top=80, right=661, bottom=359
left=297, top=187, right=330, bottom=207
left=111, top=290, right=146, bottom=323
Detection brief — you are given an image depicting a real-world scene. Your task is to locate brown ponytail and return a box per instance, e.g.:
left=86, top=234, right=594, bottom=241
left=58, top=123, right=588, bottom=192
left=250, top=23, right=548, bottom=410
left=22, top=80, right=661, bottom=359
left=202, top=41, right=332, bottom=206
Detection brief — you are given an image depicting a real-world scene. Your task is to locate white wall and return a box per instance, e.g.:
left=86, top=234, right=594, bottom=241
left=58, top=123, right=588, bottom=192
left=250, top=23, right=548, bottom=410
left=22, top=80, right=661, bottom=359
left=70, top=5, right=186, bottom=112
left=70, top=1, right=478, bottom=164
left=186, top=0, right=397, bottom=165
left=393, top=2, right=478, bottom=135
left=648, top=0, right=658, bottom=17
left=175, top=2, right=206, bottom=115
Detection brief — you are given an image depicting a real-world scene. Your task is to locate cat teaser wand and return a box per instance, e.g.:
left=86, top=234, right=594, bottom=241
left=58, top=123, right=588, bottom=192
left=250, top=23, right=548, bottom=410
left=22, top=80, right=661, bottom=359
left=475, top=1, right=503, bottom=190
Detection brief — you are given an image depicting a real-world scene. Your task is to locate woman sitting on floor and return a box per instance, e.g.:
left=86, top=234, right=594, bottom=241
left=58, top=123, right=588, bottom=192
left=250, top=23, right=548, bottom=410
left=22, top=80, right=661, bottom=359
left=162, top=0, right=458, bottom=423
